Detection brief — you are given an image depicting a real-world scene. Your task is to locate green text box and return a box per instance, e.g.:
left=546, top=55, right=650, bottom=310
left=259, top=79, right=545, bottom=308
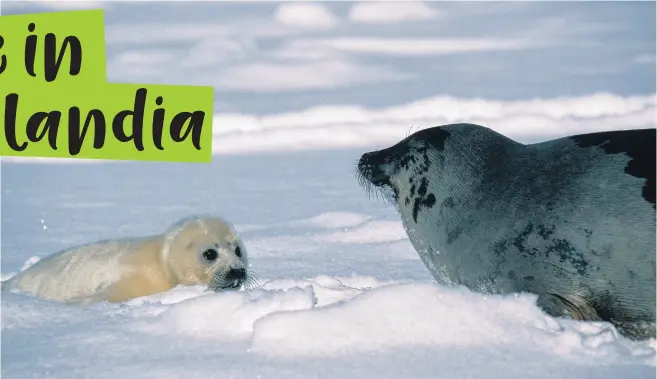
left=1, top=82, right=215, bottom=163
left=0, top=9, right=107, bottom=87
left=0, top=9, right=217, bottom=163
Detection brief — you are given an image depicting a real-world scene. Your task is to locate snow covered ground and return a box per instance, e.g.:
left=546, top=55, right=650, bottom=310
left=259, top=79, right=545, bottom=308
left=1, top=115, right=656, bottom=378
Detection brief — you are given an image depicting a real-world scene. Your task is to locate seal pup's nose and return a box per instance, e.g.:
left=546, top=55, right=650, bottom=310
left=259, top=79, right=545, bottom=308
left=226, top=268, right=246, bottom=281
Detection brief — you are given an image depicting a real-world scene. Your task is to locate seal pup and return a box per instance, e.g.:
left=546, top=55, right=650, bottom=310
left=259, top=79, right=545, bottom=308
left=356, top=123, right=656, bottom=340
left=1, top=215, right=253, bottom=304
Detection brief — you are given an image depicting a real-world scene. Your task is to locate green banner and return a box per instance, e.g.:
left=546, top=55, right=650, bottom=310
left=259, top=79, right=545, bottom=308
left=0, top=9, right=214, bottom=163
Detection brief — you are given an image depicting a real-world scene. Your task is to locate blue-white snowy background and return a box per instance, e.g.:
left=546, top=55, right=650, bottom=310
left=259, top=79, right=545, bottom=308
left=1, top=1, right=656, bottom=378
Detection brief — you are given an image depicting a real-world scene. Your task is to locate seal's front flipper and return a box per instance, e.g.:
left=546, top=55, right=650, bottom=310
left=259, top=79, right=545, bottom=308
left=536, top=293, right=602, bottom=321
left=538, top=293, right=657, bottom=341
left=611, top=320, right=656, bottom=341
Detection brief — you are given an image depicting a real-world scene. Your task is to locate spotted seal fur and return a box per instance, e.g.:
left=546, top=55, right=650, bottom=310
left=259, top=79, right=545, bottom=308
left=356, top=123, right=656, bottom=340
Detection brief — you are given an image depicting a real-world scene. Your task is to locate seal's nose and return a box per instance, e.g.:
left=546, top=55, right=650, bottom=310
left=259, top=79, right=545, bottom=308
left=226, top=268, right=246, bottom=280
left=358, top=152, right=389, bottom=186
left=358, top=153, right=376, bottom=177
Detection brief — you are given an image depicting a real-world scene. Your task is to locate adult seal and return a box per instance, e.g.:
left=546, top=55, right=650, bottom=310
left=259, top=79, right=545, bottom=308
left=1, top=215, right=252, bottom=303
left=356, top=123, right=656, bottom=340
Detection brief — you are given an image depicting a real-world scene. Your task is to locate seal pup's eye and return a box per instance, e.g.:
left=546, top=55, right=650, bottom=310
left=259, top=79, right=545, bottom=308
left=202, top=248, right=218, bottom=261
left=235, top=246, right=242, bottom=258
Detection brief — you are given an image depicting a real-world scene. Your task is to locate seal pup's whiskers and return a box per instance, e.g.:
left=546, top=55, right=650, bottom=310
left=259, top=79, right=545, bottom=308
left=242, top=271, right=262, bottom=291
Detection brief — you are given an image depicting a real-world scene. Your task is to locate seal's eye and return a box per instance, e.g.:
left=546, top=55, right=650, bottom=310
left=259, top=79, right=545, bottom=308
left=235, top=246, right=242, bottom=258
left=202, top=248, right=218, bottom=261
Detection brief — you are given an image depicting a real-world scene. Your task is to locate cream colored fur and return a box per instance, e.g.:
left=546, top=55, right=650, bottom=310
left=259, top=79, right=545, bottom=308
left=1, top=215, right=249, bottom=304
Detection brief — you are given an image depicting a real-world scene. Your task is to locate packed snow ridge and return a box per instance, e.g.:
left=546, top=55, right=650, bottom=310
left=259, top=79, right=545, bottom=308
left=3, top=92, right=655, bottom=163
left=3, top=269, right=655, bottom=365
left=210, top=92, right=656, bottom=155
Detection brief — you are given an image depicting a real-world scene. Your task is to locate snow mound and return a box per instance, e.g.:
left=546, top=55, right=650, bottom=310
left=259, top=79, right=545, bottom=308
left=134, top=285, right=316, bottom=340
left=1, top=272, right=655, bottom=378
left=249, top=282, right=656, bottom=364
left=126, top=275, right=384, bottom=339
left=259, top=274, right=382, bottom=307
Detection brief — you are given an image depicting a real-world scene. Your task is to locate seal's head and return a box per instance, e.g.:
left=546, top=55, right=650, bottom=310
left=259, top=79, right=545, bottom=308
left=356, top=126, right=454, bottom=221
left=162, top=215, right=252, bottom=291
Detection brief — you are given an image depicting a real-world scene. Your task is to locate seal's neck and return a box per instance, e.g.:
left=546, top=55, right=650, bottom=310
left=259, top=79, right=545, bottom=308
left=397, top=125, right=522, bottom=215
left=443, top=125, right=522, bottom=179
left=118, top=236, right=175, bottom=295
left=394, top=126, right=522, bottom=287
left=149, top=236, right=176, bottom=287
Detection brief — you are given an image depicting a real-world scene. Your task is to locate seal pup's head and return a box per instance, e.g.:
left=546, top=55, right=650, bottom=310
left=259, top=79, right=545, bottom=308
left=162, top=215, right=254, bottom=291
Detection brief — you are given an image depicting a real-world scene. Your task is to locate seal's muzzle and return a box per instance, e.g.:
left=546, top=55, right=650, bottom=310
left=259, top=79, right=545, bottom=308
left=358, top=152, right=390, bottom=187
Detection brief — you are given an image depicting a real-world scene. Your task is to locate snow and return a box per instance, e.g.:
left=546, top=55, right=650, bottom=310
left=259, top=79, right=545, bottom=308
left=206, top=92, right=656, bottom=156
left=1, top=101, right=656, bottom=378
left=3, top=92, right=654, bottom=166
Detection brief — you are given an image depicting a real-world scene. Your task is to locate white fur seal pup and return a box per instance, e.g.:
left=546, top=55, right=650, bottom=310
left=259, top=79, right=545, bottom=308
left=1, top=215, right=252, bottom=303
left=356, top=123, right=656, bottom=341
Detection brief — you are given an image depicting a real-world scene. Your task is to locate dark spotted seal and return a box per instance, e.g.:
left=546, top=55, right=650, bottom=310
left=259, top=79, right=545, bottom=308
left=356, top=123, right=656, bottom=340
